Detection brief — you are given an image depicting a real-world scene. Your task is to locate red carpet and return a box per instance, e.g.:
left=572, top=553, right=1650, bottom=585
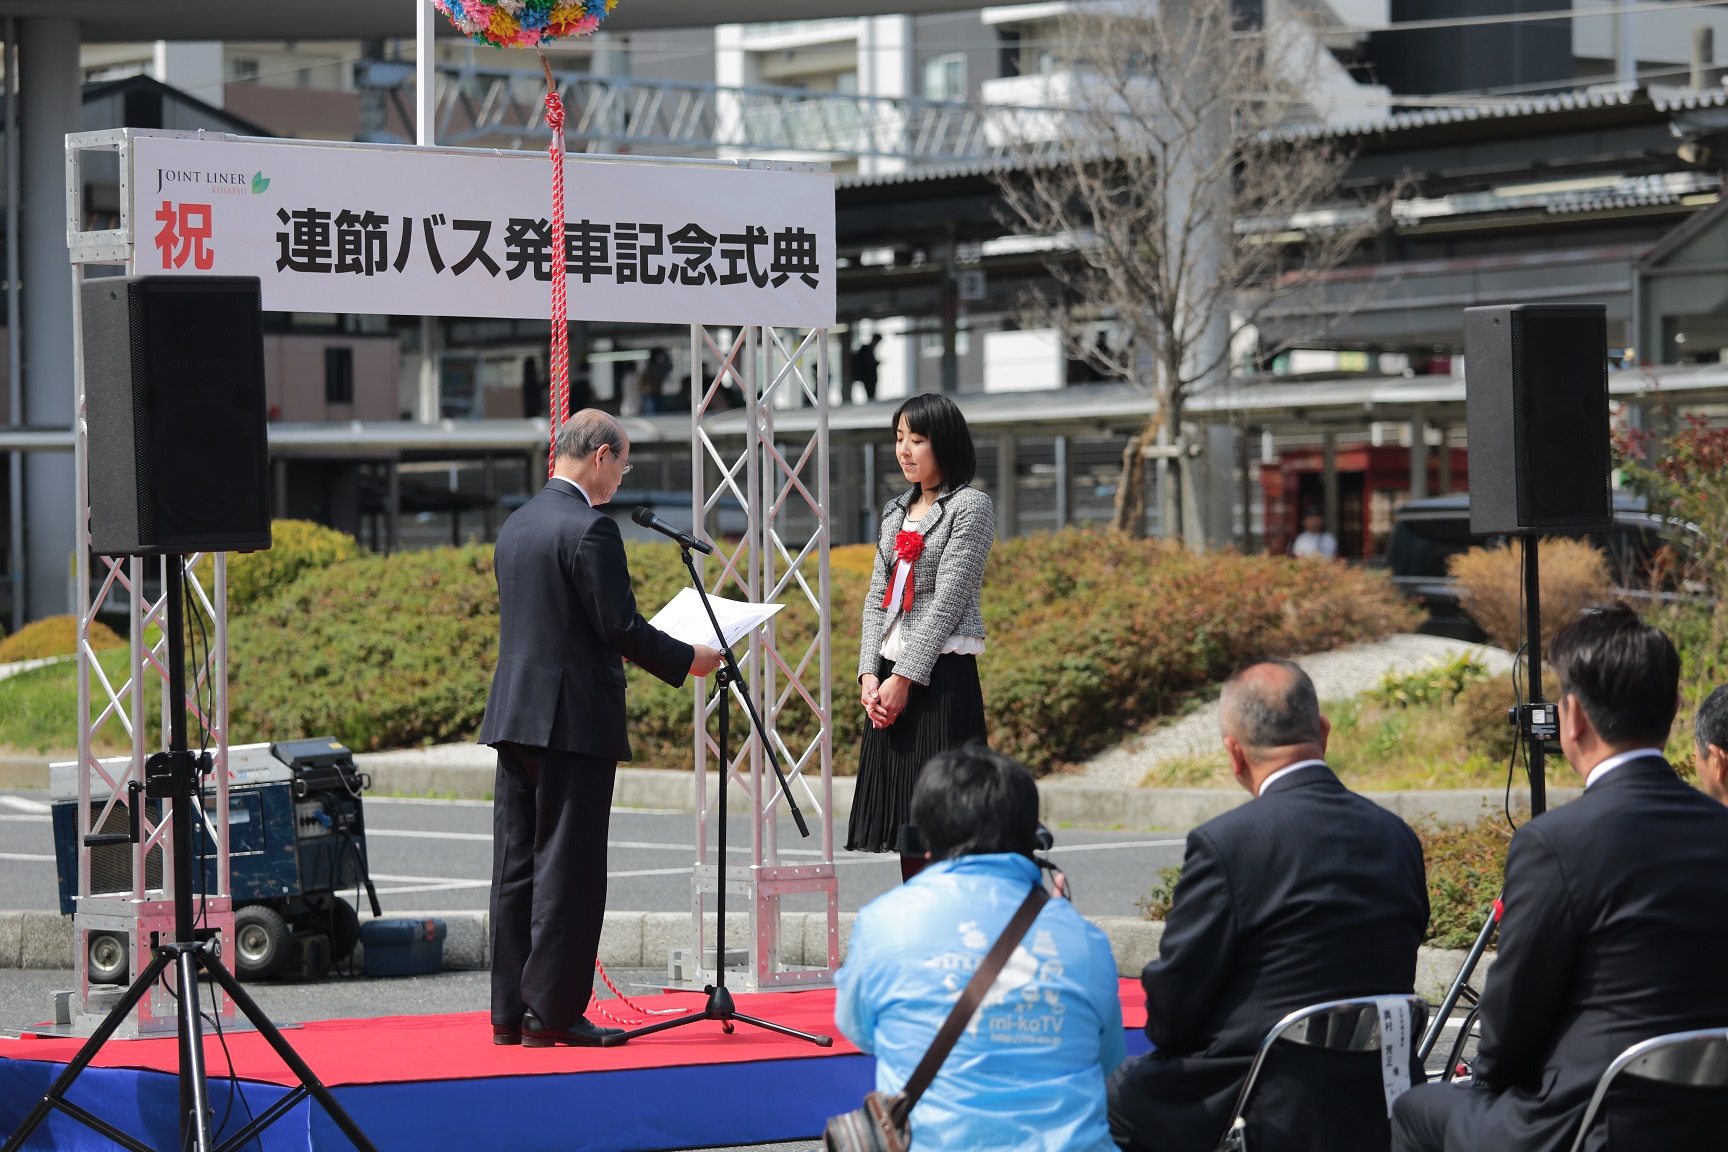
left=0, top=979, right=1149, bottom=1089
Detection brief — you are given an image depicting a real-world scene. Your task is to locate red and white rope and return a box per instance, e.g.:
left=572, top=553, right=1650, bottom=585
left=544, top=86, right=569, bottom=478
left=588, top=960, right=695, bottom=1024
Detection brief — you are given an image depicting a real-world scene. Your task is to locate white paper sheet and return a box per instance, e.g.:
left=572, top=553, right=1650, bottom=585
left=648, top=586, right=785, bottom=649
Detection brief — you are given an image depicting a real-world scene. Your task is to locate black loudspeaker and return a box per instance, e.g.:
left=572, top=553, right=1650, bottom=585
left=81, top=276, right=272, bottom=555
left=1463, top=303, right=1612, bottom=537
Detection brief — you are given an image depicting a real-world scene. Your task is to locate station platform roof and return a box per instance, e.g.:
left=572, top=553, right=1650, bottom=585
left=8, top=363, right=1719, bottom=457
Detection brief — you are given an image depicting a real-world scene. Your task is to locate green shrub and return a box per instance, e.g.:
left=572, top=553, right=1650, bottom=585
left=228, top=545, right=500, bottom=751
left=224, top=529, right=1415, bottom=770
left=0, top=615, right=124, bottom=663
left=1370, top=652, right=1489, bottom=709
left=979, top=532, right=1418, bottom=772
left=195, top=519, right=361, bottom=614
left=1413, top=809, right=1515, bottom=949
left=1136, top=865, right=1185, bottom=921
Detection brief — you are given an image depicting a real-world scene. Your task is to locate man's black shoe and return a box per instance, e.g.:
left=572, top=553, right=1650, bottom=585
left=521, top=1013, right=625, bottom=1048
left=492, top=1021, right=521, bottom=1046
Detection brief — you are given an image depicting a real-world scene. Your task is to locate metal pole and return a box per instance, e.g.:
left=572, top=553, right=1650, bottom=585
left=416, top=0, right=437, bottom=149
left=1408, top=409, right=1427, bottom=500
left=415, top=2, right=439, bottom=428
left=1321, top=431, right=1339, bottom=539
left=5, top=17, right=20, bottom=633
left=1524, top=538, right=1547, bottom=817
left=1054, top=434, right=1068, bottom=530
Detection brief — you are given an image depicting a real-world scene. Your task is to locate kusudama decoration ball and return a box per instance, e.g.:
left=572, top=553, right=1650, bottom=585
left=433, top=0, right=618, bottom=49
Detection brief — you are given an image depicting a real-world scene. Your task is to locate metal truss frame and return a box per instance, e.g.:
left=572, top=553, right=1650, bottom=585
left=687, top=324, right=836, bottom=990
left=66, top=130, right=234, bottom=1036
left=371, top=63, right=1061, bottom=164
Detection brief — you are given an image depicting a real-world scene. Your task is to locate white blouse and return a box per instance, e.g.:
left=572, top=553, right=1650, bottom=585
left=878, top=511, right=987, bottom=663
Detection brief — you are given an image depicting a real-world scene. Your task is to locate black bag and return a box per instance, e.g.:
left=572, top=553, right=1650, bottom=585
left=822, top=885, right=1050, bottom=1152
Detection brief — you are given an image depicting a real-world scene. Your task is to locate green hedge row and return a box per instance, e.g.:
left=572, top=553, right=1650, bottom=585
left=227, top=522, right=1417, bottom=774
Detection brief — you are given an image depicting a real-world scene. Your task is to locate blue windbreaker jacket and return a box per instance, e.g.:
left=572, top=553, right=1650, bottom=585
left=835, top=853, right=1126, bottom=1152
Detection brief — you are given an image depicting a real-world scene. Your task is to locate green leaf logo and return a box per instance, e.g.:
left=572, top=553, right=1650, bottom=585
left=251, top=171, right=270, bottom=195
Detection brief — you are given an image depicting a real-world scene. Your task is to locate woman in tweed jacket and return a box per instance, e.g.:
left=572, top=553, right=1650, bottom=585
left=849, top=393, right=994, bottom=878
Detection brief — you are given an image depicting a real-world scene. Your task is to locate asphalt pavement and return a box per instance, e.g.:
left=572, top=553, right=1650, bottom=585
left=1, top=786, right=1187, bottom=1152
left=0, top=788, right=1188, bottom=920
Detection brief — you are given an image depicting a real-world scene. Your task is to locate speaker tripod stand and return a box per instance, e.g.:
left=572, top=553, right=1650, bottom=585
left=1418, top=537, right=1551, bottom=1076
left=602, top=546, right=831, bottom=1049
left=1, top=560, right=377, bottom=1152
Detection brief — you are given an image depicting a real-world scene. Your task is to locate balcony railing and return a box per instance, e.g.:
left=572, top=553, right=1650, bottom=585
left=377, top=62, right=1067, bottom=164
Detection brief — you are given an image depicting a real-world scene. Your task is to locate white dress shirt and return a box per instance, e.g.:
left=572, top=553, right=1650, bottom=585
left=1258, top=758, right=1328, bottom=796
left=547, top=476, right=596, bottom=506
left=1584, top=747, right=1665, bottom=789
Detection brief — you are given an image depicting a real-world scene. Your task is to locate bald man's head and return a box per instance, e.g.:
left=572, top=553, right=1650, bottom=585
left=1219, top=659, right=1324, bottom=754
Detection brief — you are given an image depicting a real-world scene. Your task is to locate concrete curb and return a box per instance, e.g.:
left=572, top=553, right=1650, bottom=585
left=0, top=907, right=1487, bottom=1002
left=0, top=654, right=74, bottom=684
left=5, top=743, right=1574, bottom=831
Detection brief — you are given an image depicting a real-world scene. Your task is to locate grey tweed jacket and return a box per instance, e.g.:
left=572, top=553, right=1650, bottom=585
left=857, top=484, right=993, bottom=687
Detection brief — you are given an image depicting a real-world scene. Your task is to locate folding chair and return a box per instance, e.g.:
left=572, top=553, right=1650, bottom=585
left=1216, top=995, right=1428, bottom=1152
left=1568, top=1028, right=1728, bottom=1152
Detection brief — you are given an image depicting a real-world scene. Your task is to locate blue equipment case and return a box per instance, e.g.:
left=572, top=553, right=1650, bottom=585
left=50, top=737, right=379, bottom=981
left=358, top=918, right=447, bottom=977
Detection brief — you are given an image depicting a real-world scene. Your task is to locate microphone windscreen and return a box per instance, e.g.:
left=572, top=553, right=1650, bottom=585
left=631, top=506, right=656, bottom=527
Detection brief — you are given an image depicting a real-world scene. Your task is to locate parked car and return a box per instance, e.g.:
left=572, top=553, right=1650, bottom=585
left=1385, top=494, right=1696, bottom=642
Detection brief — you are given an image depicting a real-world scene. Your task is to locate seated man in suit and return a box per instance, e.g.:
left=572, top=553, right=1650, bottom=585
left=1109, top=659, right=1430, bottom=1152
left=1694, top=684, right=1728, bottom=804
left=1392, top=605, right=1728, bottom=1152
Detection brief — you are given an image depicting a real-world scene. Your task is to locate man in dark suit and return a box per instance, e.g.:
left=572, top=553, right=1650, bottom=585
left=482, top=409, right=720, bottom=1048
left=1109, top=659, right=1430, bottom=1152
left=1393, top=605, right=1728, bottom=1152
left=1693, top=684, right=1728, bottom=804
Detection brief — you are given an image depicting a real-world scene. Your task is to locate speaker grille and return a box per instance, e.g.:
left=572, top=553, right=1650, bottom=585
left=126, top=292, right=157, bottom=545
left=1515, top=308, right=1612, bottom=530
left=118, top=277, right=272, bottom=553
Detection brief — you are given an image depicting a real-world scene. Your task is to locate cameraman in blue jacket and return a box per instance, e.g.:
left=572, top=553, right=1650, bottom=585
left=835, top=745, right=1125, bottom=1151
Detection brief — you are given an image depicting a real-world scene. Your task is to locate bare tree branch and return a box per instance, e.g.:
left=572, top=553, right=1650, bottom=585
left=993, top=0, right=1398, bottom=541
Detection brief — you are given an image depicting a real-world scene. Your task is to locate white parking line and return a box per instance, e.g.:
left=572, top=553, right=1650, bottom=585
left=0, top=852, right=56, bottom=862
left=0, top=796, right=50, bottom=814
left=366, top=828, right=492, bottom=842
left=0, top=814, right=50, bottom=823
left=362, top=796, right=686, bottom=816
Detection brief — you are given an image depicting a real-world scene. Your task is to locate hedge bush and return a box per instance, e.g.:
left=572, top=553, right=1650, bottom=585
left=0, top=615, right=124, bottom=663
left=1412, top=809, right=1515, bottom=949
left=194, top=519, right=361, bottom=613
left=229, top=545, right=501, bottom=751
left=1448, top=539, right=1609, bottom=653
left=225, top=528, right=1416, bottom=772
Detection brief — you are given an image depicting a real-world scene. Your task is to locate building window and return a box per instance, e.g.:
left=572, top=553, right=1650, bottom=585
left=923, top=54, right=965, bottom=102
left=325, top=346, right=354, bottom=405
left=231, top=58, right=260, bottom=82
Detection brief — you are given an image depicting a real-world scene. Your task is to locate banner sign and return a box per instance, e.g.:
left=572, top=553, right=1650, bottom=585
left=129, top=134, right=836, bottom=328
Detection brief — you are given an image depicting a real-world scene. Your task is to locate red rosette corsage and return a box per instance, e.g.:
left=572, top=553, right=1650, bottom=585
left=882, top=531, right=925, bottom=612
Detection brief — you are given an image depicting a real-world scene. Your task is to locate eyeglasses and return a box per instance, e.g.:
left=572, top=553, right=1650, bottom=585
left=601, top=448, right=633, bottom=475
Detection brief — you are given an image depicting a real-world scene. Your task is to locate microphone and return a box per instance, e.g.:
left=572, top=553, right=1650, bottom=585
left=632, top=506, right=714, bottom=555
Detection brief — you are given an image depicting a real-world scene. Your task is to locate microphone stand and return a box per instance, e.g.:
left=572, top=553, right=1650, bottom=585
left=604, top=545, right=830, bottom=1048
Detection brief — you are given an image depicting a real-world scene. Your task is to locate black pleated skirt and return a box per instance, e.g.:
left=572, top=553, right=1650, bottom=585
left=846, top=653, right=988, bottom=854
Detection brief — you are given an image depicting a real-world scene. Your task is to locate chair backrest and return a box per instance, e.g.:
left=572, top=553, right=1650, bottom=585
left=1217, top=995, right=1428, bottom=1152
left=1568, top=1029, right=1728, bottom=1152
